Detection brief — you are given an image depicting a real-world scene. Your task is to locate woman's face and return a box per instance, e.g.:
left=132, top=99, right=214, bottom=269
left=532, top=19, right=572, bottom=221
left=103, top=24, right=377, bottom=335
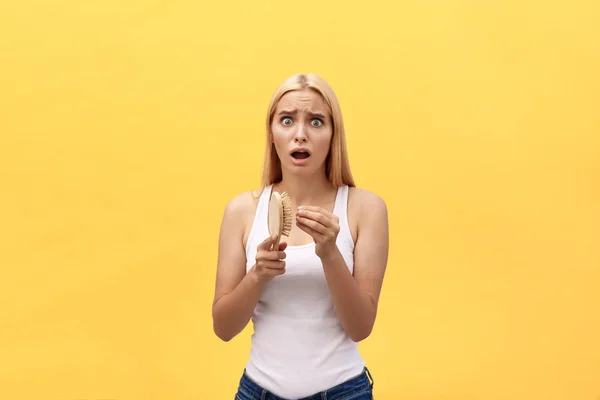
left=271, top=88, right=333, bottom=176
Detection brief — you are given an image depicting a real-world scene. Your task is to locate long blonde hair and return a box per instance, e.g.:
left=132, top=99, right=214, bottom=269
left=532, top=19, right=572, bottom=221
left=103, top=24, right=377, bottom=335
left=259, top=73, right=355, bottom=192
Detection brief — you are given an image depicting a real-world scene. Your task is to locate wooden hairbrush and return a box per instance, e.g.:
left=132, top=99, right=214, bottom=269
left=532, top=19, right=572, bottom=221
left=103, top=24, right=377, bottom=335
left=268, top=190, right=292, bottom=250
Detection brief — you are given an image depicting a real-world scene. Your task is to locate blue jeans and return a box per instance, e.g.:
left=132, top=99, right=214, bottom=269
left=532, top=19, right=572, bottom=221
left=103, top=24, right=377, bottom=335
left=235, top=367, right=374, bottom=400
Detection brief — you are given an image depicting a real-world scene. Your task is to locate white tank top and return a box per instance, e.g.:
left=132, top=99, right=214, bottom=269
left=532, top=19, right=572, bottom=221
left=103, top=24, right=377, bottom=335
left=244, top=184, right=364, bottom=399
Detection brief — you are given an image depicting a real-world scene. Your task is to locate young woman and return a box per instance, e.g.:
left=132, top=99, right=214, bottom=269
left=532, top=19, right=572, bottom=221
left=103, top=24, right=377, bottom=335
left=212, top=73, right=389, bottom=400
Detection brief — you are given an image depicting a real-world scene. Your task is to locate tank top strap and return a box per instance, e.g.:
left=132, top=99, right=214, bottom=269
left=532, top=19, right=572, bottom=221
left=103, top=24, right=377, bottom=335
left=332, top=185, right=347, bottom=217
left=258, top=184, right=273, bottom=214
left=245, top=184, right=273, bottom=256
left=256, top=184, right=273, bottom=231
left=333, top=185, right=353, bottom=249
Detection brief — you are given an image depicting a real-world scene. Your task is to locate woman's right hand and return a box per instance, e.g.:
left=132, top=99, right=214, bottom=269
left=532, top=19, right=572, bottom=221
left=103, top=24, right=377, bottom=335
left=252, top=235, right=287, bottom=283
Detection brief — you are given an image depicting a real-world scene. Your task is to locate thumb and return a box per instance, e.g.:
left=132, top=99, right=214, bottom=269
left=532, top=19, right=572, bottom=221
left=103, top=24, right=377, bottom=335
left=258, top=234, right=277, bottom=250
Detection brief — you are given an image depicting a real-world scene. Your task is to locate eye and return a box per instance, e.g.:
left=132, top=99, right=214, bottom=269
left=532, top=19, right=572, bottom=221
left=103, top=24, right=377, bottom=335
left=311, top=118, right=323, bottom=127
left=281, top=117, right=293, bottom=126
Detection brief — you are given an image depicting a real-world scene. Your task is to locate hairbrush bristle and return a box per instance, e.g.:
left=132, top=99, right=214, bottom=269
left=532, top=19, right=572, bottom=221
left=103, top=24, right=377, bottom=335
left=280, top=191, right=292, bottom=236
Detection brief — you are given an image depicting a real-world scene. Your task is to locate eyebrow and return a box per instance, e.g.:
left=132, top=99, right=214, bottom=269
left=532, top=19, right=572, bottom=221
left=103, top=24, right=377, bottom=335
left=277, top=109, right=327, bottom=119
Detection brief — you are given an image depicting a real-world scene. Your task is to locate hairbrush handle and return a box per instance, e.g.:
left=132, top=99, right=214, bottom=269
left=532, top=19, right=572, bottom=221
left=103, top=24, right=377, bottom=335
left=268, top=190, right=292, bottom=251
left=268, top=192, right=284, bottom=251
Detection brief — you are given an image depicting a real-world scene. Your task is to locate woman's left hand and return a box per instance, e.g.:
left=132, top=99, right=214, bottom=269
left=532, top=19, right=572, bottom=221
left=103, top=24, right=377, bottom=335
left=295, top=206, right=340, bottom=259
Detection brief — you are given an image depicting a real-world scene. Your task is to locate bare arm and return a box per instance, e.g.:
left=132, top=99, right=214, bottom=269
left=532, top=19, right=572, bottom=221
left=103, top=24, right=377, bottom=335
left=296, top=190, right=389, bottom=342
left=212, top=194, right=261, bottom=342
left=212, top=193, right=287, bottom=342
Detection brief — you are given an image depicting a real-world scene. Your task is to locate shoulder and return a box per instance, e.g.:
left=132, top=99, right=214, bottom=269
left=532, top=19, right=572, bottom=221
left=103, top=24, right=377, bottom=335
left=347, top=187, right=388, bottom=242
left=223, top=189, right=261, bottom=216
left=222, top=188, right=265, bottom=247
left=348, top=186, right=387, bottom=217
left=221, top=188, right=264, bottom=227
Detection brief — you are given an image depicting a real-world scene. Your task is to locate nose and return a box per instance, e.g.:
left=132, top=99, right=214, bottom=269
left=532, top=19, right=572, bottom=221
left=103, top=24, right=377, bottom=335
left=294, top=123, right=308, bottom=143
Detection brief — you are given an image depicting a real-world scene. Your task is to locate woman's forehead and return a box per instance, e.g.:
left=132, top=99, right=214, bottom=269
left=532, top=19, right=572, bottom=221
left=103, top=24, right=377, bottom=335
left=277, top=89, right=328, bottom=112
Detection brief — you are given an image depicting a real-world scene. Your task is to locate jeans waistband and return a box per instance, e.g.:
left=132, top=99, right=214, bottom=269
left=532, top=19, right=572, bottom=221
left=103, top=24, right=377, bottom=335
left=237, top=367, right=374, bottom=400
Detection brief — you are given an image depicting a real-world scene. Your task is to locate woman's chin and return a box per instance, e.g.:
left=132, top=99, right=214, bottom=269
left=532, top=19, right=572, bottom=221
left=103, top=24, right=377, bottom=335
left=283, top=164, right=317, bottom=176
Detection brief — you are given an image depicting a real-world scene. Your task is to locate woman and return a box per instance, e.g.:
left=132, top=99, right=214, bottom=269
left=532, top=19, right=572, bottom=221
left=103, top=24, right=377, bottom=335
left=212, top=73, right=389, bottom=400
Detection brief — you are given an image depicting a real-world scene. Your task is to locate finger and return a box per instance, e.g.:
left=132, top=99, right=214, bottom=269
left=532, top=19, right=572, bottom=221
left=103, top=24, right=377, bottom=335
left=260, top=260, right=286, bottom=269
left=269, top=252, right=287, bottom=261
left=277, top=241, right=288, bottom=251
left=296, top=219, right=325, bottom=241
left=265, top=266, right=286, bottom=276
left=296, top=216, right=327, bottom=234
left=257, top=250, right=286, bottom=262
left=298, top=205, right=336, bottom=220
left=296, top=209, right=333, bottom=228
left=257, top=234, right=277, bottom=250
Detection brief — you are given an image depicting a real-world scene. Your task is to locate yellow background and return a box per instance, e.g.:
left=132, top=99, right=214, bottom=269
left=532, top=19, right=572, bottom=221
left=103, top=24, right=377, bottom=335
left=1, top=0, right=599, bottom=399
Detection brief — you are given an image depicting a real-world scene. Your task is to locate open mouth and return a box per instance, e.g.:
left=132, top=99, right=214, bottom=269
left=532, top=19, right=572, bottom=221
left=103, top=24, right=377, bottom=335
left=291, top=151, right=310, bottom=159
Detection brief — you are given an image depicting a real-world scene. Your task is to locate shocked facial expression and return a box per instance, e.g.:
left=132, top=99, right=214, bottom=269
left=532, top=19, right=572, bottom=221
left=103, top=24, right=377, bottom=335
left=271, top=88, right=333, bottom=175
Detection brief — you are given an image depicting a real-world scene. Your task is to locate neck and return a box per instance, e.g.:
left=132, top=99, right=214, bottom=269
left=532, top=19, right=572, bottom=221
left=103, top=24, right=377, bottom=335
left=274, top=170, right=334, bottom=207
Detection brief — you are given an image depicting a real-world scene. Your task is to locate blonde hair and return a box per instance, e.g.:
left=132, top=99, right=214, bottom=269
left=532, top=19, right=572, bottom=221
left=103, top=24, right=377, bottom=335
left=259, top=73, right=355, bottom=192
